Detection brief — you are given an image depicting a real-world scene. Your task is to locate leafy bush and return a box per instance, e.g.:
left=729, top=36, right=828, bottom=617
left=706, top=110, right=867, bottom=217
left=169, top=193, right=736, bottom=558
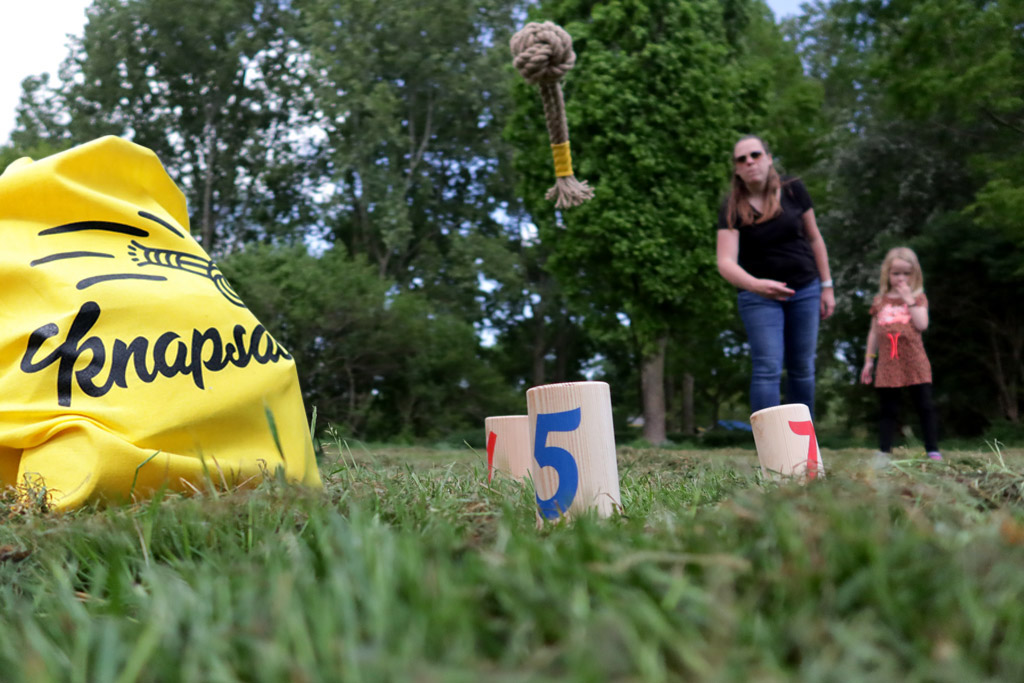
left=222, top=244, right=520, bottom=441
left=699, top=428, right=755, bottom=448
left=982, top=419, right=1024, bottom=446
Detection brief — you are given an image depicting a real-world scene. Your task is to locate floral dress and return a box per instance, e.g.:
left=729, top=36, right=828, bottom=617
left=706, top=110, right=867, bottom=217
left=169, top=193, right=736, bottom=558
left=869, top=293, right=932, bottom=388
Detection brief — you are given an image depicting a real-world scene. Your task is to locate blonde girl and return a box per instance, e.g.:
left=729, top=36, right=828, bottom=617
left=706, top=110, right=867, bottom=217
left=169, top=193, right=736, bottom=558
left=860, top=247, right=941, bottom=460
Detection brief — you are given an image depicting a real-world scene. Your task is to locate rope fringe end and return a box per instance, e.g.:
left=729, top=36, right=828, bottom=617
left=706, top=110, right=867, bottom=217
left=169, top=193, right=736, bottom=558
left=545, top=176, right=594, bottom=210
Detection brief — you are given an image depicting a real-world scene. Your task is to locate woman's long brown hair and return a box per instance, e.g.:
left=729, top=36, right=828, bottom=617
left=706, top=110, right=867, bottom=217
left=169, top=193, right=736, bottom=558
left=725, top=135, right=783, bottom=228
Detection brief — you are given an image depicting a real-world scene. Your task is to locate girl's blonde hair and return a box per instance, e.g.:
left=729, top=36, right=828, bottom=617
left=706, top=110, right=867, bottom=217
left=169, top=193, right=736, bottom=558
left=725, top=135, right=785, bottom=228
left=879, top=246, right=924, bottom=296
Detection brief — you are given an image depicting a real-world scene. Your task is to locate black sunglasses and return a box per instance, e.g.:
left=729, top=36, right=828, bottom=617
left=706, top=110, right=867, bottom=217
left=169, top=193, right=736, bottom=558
left=734, top=150, right=764, bottom=164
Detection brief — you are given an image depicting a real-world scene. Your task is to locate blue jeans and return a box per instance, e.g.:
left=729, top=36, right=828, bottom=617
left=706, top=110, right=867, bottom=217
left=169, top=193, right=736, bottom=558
left=737, top=280, right=821, bottom=417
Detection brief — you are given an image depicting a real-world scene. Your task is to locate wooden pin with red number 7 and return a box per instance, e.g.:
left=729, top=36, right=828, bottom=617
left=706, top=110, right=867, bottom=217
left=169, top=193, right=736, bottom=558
left=749, top=404, right=826, bottom=480
left=484, top=416, right=531, bottom=483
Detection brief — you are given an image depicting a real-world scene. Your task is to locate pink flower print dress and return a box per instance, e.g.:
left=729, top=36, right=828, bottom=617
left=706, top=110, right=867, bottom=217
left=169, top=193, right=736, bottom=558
left=869, top=293, right=933, bottom=388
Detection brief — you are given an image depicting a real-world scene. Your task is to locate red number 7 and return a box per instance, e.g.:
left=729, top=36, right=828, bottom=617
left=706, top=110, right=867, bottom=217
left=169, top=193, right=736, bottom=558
left=788, top=420, right=820, bottom=479
left=486, top=431, right=497, bottom=483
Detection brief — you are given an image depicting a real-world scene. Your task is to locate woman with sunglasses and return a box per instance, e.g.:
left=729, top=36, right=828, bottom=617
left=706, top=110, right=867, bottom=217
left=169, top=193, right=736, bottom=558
left=716, top=134, right=835, bottom=418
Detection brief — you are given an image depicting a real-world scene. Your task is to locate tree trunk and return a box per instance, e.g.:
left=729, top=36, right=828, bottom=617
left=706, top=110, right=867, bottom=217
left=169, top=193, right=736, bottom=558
left=641, top=336, right=668, bottom=444
left=681, top=371, right=695, bottom=436
left=552, top=312, right=575, bottom=382
left=987, top=323, right=1022, bottom=423
left=198, top=106, right=218, bottom=251
left=664, top=372, right=675, bottom=433
left=531, top=308, right=546, bottom=387
left=710, top=392, right=721, bottom=430
left=200, top=140, right=216, bottom=251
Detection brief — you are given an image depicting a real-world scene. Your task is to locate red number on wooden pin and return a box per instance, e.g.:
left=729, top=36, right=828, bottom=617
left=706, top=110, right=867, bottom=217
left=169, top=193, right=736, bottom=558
left=486, top=430, right=497, bottom=483
left=788, top=420, right=819, bottom=479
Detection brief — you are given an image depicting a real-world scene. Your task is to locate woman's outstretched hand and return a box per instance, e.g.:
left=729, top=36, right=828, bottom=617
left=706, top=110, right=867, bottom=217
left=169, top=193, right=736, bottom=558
left=753, top=279, right=795, bottom=300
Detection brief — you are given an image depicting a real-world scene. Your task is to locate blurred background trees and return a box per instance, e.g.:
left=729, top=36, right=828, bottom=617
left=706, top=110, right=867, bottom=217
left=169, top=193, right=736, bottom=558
left=3, top=0, right=1021, bottom=444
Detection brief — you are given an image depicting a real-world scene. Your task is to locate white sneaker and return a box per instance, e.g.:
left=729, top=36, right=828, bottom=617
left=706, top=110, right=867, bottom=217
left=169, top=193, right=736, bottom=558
left=872, top=451, right=892, bottom=469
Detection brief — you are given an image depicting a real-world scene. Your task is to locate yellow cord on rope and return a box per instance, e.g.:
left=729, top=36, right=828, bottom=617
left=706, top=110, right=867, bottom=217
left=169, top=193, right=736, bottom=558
left=551, top=141, right=574, bottom=177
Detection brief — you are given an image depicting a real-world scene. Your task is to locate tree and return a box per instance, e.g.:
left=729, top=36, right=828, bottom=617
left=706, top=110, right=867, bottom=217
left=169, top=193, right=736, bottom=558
left=482, top=240, right=596, bottom=390
left=295, top=0, right=523, bottom=322
left=741, top=3, right=826, bottom=187
left=793, top=0, right=1024, bottom=431
left=221, top=244, right=520, bottom=439
left=508, top=0, right=759, bottom=443
left=13, top=0, right=314, bottom=252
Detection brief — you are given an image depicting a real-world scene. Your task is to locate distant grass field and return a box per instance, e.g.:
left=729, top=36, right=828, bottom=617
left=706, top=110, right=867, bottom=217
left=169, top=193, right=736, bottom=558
left=2, top=440, right=1024, bottom=682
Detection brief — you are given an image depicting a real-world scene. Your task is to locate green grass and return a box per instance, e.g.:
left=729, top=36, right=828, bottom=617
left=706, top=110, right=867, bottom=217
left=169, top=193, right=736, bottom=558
left=2, top=441, right=1024, bottom=682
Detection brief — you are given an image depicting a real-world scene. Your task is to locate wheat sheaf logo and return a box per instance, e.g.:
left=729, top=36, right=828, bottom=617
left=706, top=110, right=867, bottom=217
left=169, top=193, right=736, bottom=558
left=19, top=209, right=294, bottom=407
left=30, top=210, right=243, bottom=307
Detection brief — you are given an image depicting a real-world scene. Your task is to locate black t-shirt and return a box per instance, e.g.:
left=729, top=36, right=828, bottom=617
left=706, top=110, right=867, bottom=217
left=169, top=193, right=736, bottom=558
left=717, top=177, right=818, bottom=289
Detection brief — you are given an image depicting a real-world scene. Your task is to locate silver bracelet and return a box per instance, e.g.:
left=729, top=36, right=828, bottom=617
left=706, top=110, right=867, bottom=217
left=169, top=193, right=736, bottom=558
left=820, top=279, right=833, bottom=288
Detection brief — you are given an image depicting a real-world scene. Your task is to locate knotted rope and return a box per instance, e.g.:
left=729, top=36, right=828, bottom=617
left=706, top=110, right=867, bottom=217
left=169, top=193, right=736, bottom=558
left=510, top=21, right=593, bottom=210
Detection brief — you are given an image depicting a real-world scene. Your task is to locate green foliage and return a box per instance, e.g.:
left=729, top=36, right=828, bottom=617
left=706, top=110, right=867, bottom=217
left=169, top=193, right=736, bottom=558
left=510, top=0, right=746, bottom=348
left=0, top=138, right=73, bottom=176
left=697, top=427, right=754, bottom=448
left=2, top=446, right=1024, bottom=679
left=969, top=171, right=1024, bottom=256
left=294, top=0, right=523, bottom=322
left=8, top=0, right=1024, bottom=438
left=220, top=244, right=520, bottom=441
left=794, top=0, right=1024, bottom=431
left=14, top=0, right=315, bottom=251
left=506, top=0, right=777, bottom=441
left=6, top=75, right=75, bottom=155
left=982, top=421, right=1024, bottom=448
left=738, top=2, right=826, bottom=178
left=877, top=0, right=1024, bottom=125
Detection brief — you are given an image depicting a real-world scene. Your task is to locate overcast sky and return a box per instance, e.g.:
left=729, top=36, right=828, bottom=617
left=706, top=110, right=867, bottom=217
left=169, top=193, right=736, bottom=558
left=0, top=0, right=809, bottom=146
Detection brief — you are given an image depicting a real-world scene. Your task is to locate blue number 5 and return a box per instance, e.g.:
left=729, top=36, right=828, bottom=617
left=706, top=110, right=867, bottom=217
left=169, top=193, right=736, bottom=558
left=534, top=408, right=581, bottom=519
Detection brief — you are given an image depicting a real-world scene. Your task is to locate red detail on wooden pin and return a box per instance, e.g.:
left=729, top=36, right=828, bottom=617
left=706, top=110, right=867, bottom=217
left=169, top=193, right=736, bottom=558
left=788, top=420, right=819, bottom=480
left=486, top=431, right=497, bottom=483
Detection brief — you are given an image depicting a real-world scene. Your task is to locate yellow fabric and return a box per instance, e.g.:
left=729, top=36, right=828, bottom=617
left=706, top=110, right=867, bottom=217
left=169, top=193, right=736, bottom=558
left=0, top=136, right=322, bottom=509
left=550, top=141, right=574, bottom=178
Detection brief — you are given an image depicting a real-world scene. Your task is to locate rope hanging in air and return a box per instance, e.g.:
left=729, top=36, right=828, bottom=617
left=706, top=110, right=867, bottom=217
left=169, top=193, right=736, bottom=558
left=510, top=21, right=594, bottom=210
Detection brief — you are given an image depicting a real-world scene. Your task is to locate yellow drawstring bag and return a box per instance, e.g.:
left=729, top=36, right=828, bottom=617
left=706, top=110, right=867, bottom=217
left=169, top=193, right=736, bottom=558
left=0, top=136, right=322, bottom=509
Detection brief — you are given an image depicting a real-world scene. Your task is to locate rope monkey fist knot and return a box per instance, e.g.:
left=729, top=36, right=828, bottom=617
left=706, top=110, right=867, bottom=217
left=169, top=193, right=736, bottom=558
left=510, top=22, right=576, bottom=85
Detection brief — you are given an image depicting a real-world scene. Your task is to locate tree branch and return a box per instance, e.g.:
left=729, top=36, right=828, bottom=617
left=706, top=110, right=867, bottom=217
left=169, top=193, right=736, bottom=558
left=984, top=107, right=1024, bottom=137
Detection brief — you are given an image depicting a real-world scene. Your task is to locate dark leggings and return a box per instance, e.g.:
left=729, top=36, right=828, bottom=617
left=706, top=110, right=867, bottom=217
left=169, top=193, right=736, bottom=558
left=878, top=383, right=939, bottom=453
